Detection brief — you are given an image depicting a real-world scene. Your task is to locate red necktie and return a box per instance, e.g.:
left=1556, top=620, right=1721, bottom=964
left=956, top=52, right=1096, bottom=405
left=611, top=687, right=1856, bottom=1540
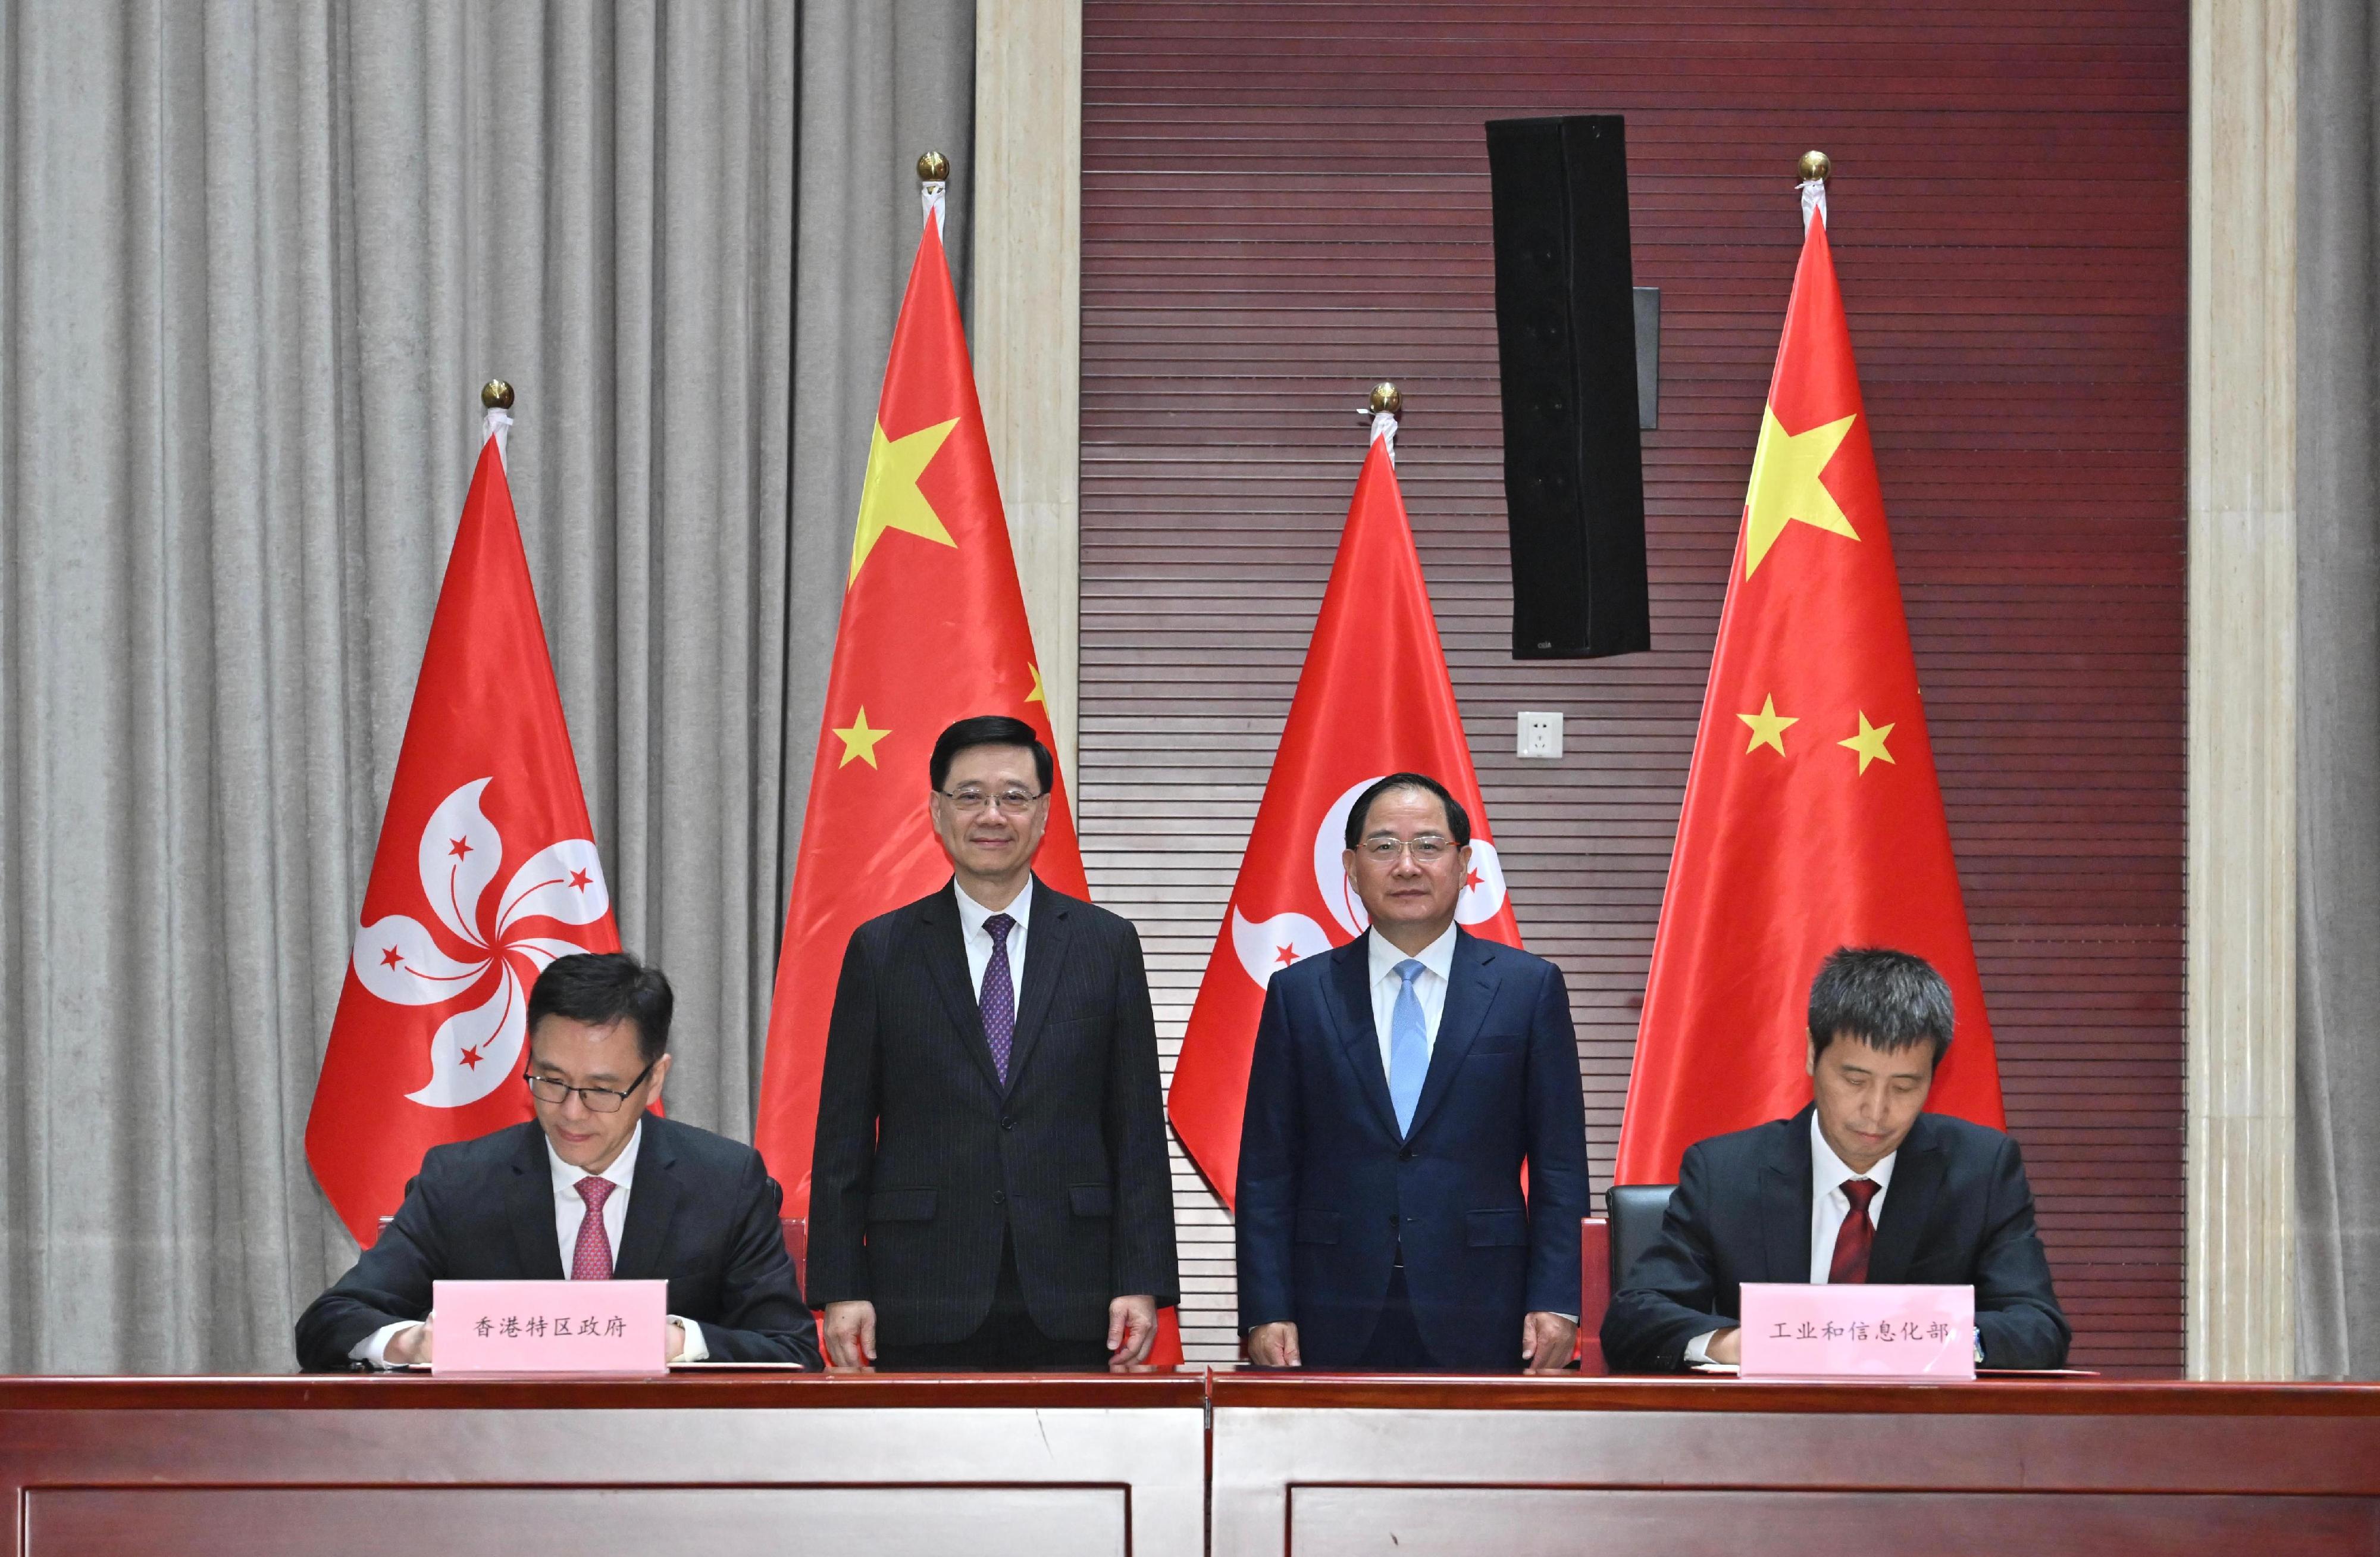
left=571, top=1177, right=616, bottom=1281
left=1827, top=1178, right=1878, bottom=1284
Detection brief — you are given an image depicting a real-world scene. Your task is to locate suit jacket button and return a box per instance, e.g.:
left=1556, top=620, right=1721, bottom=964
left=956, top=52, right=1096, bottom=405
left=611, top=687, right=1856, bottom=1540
left=992, top=1190, right=1006, bottom=1206
left=1398, top=1147, right=1416, bottom=1162
left=1001, top=1117, right=1016, bottom=1131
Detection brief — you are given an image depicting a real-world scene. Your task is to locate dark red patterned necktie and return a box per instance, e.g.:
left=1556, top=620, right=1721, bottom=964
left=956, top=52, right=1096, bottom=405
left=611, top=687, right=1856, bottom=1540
left=1827, top=1178, right=1878, bottom=1284
left=572, top=1177, right=616, bottom=1281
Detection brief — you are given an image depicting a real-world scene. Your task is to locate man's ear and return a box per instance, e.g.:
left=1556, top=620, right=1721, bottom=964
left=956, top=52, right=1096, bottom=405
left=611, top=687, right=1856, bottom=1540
left=647, top=1052, right=672, bottom=1106
left=1805, top=1039, right=1819, bottom=1078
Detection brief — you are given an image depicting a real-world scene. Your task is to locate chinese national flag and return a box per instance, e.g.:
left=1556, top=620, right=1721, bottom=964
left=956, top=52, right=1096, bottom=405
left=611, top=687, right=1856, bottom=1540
left=1170, top=422, right=1523, bottom=1209
left=754, top=202, right=1180, bottom=1361
left=306, top=420, right=621, bottom=1243
left=1614, top=206, right=2004, bottom=1186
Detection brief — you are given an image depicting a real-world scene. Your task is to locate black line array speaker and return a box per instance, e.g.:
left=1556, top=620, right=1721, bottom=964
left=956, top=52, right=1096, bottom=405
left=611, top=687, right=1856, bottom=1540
left=1485, top=114, right=1651, bottom=659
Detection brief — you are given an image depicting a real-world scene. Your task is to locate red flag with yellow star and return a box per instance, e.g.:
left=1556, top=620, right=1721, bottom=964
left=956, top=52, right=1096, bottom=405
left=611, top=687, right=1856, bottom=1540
left=754, top=204, right=1088, bottom=1209
left=1614, top=203, right=2005, bottom=1184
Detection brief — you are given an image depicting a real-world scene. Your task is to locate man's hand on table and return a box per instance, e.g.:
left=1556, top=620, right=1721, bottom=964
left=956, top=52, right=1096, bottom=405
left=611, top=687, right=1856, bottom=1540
left=1245, top=1321, right=1301, bottom=1368
left=1521, top=1311, right=1579, bottom=1374
left=822, top=1300, right=878, bottom=1370
left=384, top=1320, right=433, bottom=1365
left=1107, top=1295, right=1159, bottom=1370
left=1707, top=1327, right=1742, bottom=1365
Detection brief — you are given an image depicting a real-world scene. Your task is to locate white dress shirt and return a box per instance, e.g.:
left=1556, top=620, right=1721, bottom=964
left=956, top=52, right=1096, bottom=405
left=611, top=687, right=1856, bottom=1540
left=1366, top=921, right=1458, bottom=1081
left=352, top=1119, right=707, bottom=1366
left=1683, top=1112, right=1897, bottom=1365
left=954, top=876, right=1034, bottom=1009
left=1806, top=1110, right=1896, bottom=1283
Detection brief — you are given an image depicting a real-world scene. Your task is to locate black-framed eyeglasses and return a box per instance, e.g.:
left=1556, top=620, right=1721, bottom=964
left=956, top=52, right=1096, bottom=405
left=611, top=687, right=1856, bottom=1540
left=1358, top=833, right=1455, bottom=864
left=937, top=786, right=1045, bottom=815
left=524, top=1056, right=657, bottom=1113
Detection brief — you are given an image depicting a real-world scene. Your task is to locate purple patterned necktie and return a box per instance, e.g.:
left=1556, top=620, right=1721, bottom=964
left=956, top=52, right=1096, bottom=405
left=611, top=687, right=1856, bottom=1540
left=982, top=913, right=1017, bottom=1084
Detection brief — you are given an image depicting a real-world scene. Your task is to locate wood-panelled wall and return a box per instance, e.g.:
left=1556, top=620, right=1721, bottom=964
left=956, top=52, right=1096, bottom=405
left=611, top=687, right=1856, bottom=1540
left=1078, top=1, right=2187, bottom=1373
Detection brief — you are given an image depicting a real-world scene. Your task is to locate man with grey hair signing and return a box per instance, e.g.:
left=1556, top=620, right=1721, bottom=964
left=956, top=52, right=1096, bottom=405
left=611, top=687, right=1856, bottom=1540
left=1602, top=946, right=2070, bottom=1372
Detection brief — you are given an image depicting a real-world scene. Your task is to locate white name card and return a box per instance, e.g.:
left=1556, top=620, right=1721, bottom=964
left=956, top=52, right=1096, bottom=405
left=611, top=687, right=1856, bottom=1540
left=1737, top=1282, right=1977, bottom=1381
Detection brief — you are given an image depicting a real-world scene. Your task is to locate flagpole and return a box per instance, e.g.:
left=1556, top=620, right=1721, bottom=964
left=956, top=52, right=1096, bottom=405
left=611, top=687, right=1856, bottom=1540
left=1365, top=380, right=1401, bottom=461
left=481, top=378, right=515, bottom=459
left=917, top=149, right=948, bottom=234
left=1797, top=149, right=1831, bottom=230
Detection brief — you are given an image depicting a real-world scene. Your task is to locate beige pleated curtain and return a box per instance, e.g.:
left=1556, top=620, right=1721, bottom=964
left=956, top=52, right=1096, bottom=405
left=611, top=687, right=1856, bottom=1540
left=0, top=0, right=973, bottom=1372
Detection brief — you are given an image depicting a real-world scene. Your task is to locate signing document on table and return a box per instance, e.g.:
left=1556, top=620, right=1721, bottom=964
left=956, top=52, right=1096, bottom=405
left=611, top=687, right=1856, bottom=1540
left=1601, top=947, right=2069, bottom=1374
left=296, top=952, right=821, bottom=1372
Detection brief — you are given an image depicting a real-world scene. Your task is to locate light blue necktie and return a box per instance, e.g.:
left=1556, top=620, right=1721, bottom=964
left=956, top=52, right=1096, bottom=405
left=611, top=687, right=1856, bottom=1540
left=1388, top=958, right=1429, bottom=1136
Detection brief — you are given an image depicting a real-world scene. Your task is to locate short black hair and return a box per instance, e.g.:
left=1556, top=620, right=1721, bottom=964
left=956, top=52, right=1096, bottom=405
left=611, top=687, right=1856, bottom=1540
left=527, top=951, right=674, bottom=1065
left=930, top=714, right=1054, bottom=794
left=1807, top=947, right=1953, bottom=1067
left=1343, top=771, right=1472, bottom=849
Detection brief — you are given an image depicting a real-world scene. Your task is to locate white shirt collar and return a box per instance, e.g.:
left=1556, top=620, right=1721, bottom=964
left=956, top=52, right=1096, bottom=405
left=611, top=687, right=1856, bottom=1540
left=954, top=875, right=1034, bottom=939
left=1809, top=1109, right=1896, bottom=1198
left=1368, top=920, right=1460, bottom=988
left=546, top=1117, right=643, bottom=1196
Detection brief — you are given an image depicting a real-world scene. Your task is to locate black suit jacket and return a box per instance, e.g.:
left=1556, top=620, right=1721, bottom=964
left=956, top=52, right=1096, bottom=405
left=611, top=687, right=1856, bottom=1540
left=808, top=877, right=1179, bottom=1345
left=1236, top=930, right=1591, bottom=1371
left=295, top=1114, right=820, bottom=1372
left=1600, top=1105, right=2071, bottom=1372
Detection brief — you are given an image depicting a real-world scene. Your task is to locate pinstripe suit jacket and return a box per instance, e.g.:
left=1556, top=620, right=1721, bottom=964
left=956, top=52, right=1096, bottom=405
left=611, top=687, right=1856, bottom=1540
left=807, top=877, right=1180, bottom=1345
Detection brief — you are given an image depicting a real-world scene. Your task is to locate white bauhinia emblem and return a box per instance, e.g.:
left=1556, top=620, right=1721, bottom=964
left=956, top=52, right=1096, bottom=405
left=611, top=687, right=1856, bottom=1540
left=349, top=778, right=612, bottom=1108
left=1230, top=775, right=1511, bottom=989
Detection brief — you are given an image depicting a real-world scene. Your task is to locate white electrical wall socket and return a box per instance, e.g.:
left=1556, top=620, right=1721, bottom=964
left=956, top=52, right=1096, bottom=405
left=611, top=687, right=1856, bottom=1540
left=1517, top=711, right=1563, bottom=759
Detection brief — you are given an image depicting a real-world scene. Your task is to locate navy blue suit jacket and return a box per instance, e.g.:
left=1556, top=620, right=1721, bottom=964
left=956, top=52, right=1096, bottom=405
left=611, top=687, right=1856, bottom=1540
left=1235, top=928, right=1590, bottom=1371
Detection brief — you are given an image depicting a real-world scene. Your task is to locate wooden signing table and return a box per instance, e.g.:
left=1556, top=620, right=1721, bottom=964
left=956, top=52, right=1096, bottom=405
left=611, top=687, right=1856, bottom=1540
left=5, top=1373, right=2380, bottom=1556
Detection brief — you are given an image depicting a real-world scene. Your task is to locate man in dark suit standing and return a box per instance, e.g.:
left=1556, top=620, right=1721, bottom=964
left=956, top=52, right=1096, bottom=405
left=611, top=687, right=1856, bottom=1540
left=1602, top=947, right=2070, bottom=1372
left=809, top=715, right=1178, bottom=1371
left=296, top=952, right=819, bottom=1371
left=1237, top=772, right=1590, bottom=1372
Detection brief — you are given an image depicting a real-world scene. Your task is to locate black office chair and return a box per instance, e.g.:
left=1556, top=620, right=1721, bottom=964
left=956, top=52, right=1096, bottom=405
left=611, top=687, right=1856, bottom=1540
left=1604, top=1184, right=1676, bottom=1290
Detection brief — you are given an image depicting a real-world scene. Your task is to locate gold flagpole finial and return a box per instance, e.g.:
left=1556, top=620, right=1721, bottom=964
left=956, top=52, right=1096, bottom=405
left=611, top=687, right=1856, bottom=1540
left=1368, top=382, right=1403, bottom=417
left=917, top=151, right=949, bottom=183
left=1797, top=150, right=1831, bottom=184
left=481, top=379, right=515, bottom=410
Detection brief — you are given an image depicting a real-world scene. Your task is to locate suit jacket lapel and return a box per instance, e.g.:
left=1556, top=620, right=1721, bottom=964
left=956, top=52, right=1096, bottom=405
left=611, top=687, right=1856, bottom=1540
left=610, top=1116, right=679, bottom=1281
left=507, top=1125, right=566, bottom=1280
left=1868, top=1116, right=1946, bottom=1284
left=1329, top=936, right=1401, bottom=1140
left=1001, top=878, right=1071, bottom=1092
left=917, top=883, right=1003, bottom=1095
left=1759, top=1108, right=1817, bottom=1284
left=1404, top=930, right=1498, bottom=1143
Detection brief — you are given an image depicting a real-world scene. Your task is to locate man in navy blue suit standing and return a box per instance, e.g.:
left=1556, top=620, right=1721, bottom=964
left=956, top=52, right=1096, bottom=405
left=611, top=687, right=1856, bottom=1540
left=1236, top=773, right=1590, bottom=1372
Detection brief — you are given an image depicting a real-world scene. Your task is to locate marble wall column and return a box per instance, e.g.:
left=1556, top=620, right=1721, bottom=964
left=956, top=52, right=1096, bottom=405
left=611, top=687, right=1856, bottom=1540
left=970, top=0, right=1084, bottom=777
left=2188, top=0, right=2299, bottom=1379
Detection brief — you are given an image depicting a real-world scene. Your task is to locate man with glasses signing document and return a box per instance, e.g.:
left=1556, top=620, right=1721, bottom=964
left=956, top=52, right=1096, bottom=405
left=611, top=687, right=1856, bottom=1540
left=296, top=952, right=821, bottom=1371
left=809, top=716, right=1178, bottom=1370
left=1237, top=773, right=1590, bottom=1372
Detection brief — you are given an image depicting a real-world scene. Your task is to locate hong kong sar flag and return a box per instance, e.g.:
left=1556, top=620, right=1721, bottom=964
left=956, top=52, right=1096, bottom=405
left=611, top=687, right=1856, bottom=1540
left=1169, top=409, right=1522, bottom=1209
left=306, top=405, right=620, bottom=1245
